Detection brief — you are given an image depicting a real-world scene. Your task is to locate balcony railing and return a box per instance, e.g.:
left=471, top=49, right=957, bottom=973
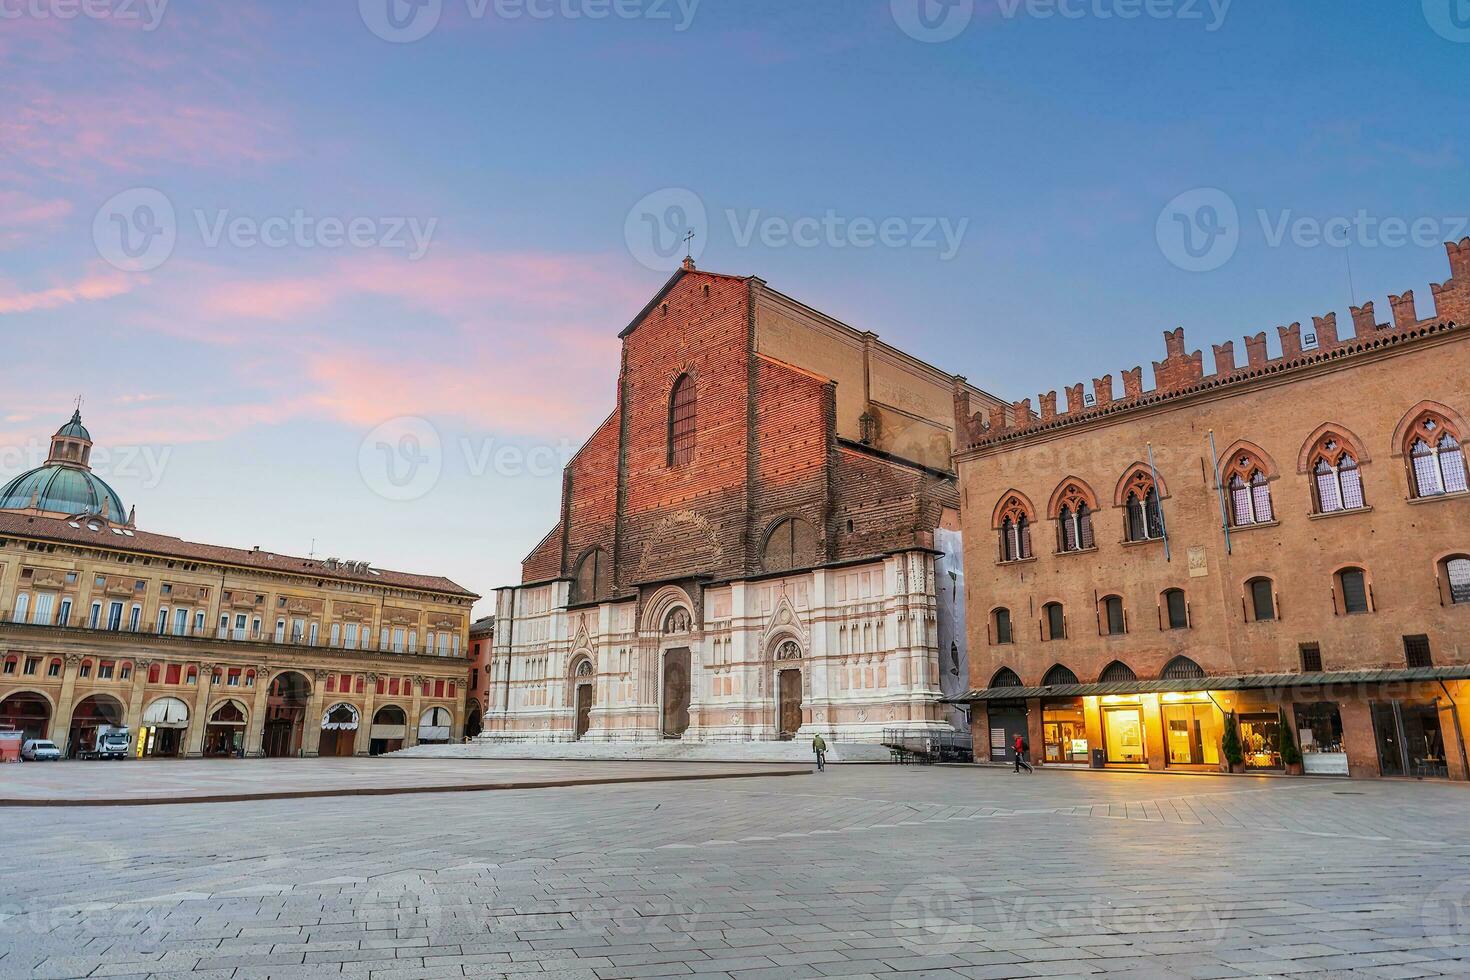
left=0, top=611, right=466, bottom=658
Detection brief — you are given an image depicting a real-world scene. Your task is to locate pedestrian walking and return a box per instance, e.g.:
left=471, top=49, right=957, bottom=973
left=1013, top=733, right=1033, bottom=774
left=812, top=733, right=827, bottom=772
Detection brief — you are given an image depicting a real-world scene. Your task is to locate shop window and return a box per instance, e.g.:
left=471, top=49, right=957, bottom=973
left=1160, top=656, right=1205, bottom=681
left=1442, top=557, right=1470, bottom=605
left=1098, top=660, right=1136, bottom=683
left=1041, top=664, right=1078, bottom=686
left=1225, top=453, right=1274, bottom=526
left=988, top=667, right=1022, bottom=689
left=1406, top=413, right=1468, bottom=498
left=1299, top=643, right=1323, bottom=673
left=1403, top=634, right=1433, bottom=669
left=1247, top=577, right=1276, bottom=622
left=1294, top=702, right=1347, bottom=774
left=1042, top=699, right=1089, bottom=764
left=1163, top=700, right=1220, bottom=766
left=1043, top=602, right=1066, bottom=641
left=1238, top=713, right=1283, bottom=770
left=991, top=607, right=1013, bottom=645
left=1162, top=589, right=1189, bottom=630
left=1102, top=702, right=1146, bottom=764
left=1335, top=568, right=1371, bottom=615
left=1373, top=701, right=1448, bottom=778
left=1101, top=596, right=1126, bottom=636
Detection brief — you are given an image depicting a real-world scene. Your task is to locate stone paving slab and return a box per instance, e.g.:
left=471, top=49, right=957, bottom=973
left=2, top=766, right=1469, bottom=978
left=0, top=758, right=809, bottom=806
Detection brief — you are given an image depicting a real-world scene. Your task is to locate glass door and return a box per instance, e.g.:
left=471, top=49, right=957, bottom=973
left=1238, top=713, right=1282, bottom=770
left=1103, top=705, right=1146, bottom=764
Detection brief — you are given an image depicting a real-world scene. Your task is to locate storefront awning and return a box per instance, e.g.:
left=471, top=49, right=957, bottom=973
left=142, top=697, right=190, bottom=728
left=950, top=666, right=1470, bottom=702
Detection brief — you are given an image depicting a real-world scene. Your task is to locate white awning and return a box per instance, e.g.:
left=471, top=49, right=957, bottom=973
left=322, top=703, right=360, bottom=731
left=142, top=697, right=190, bottom=729
left=418, top=726, right=450, bottom=741
left=370, top=724, right=406, bottom=740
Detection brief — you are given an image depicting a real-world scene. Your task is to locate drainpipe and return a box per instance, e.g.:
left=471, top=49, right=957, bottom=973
left=1437, top=679, right=1470, bottom=781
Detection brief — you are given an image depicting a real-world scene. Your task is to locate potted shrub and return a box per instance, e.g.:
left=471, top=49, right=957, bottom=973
left=1221, top=711, right=1245, bottom=773
left=1278, top=708, right=1303, bottom=775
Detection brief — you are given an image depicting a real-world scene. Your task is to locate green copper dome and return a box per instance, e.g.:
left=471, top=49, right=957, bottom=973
left=0, top=464, right=126, bottom=520
left=0, top=409, right=127, bottom=521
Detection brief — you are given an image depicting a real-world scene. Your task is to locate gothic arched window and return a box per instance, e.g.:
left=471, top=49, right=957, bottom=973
left=1226, top=454, right=1274, bottom=527
left=668, top=373, right=697, bottom=467
left=1406, top=413, right=1468, bottom=498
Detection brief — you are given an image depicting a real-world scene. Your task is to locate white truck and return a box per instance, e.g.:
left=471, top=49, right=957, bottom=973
left=81, top=725, right=132, bottom=760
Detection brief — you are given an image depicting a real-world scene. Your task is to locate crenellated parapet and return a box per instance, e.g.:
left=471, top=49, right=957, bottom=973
left=957, top=238, right=1470, bottom=451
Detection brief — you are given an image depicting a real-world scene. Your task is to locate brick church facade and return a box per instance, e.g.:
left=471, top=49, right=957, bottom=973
left=954, top=241, right=1470, bottom=780
left=487, top=260, right=1002, bottom=743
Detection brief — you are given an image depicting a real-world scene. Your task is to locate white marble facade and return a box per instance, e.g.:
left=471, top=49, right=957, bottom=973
left=486, top=548, right=960, bottom=743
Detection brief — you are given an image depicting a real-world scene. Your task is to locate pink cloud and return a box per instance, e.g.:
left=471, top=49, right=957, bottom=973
left=0, top=190, right=74, bottom=247
left=0, top=268, right=135, bottom=314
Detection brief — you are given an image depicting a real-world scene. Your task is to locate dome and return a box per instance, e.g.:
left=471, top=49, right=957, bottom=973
left=0, top=464, right=127, bottom=521
left=55, top=409, right=91, bottom=441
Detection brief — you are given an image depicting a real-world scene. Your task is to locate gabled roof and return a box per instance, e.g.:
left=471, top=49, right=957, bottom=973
left=618, top=263, right=756, bottom=339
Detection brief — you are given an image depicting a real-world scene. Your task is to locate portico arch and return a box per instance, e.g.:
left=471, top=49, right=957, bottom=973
left=67, top=694, right=125, bottom=759
left=0, top=690, right=53, bottom=742
left=264, top=670, right=312, bottom=758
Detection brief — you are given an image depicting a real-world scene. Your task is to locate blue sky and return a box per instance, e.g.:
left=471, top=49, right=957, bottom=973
left=2, top=0, right=1465, bottom=610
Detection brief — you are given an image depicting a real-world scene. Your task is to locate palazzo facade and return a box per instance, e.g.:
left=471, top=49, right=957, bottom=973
left=488, top=260, right=1001, bottom=743
left=953, top=240, right=1470, bottom=780
left=0, top=412, right=478, bottom=758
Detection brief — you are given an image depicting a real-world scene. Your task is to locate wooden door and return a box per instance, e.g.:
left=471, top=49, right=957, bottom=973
left=662, top=648, right=691, bottom=738
left=778, top=670, right=803, bottom=740
left=575, top=684, right=593, bottom=741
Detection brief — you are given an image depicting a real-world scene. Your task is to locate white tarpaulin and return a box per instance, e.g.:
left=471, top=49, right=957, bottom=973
left=418, top=706, right=451, bottom=741
left=370, top=724, right=406, bottom=740
left=322, top=703, right=360, bottom=730
left=142, top=697, right=190, bottom=729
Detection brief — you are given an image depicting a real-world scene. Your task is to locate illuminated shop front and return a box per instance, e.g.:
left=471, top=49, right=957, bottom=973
left=959, top=667, right=1469, bottom=780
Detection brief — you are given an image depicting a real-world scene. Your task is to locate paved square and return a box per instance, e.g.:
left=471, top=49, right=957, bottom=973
left=4, top=764, right=1470, bottom=978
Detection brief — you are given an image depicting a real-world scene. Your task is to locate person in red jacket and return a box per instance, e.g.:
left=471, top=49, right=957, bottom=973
left=1013, top=732, right=1033, bottom=773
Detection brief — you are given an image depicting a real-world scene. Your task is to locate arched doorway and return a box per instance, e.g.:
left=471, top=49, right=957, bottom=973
left=0, top=691, right=51, bottom=742
left=138, top=697, right=190, bottom=758
left=464, top=705, right=483, bottom=740
left=204, top=700, right=248, bottom=758
left=662, top=649, right=691, bottom=739
left=370, top=705, right=407, bottom=755
left=263, top=671, right=311, bottom=758
left=418, top=706, right=452, bottom=745
left=571, top=658, right=594, bottom=741
left=67, top=694, right=125, bottom=759
left=774, top=639, right=804, bottom=741
left=319, top=703, right=360, bottom=757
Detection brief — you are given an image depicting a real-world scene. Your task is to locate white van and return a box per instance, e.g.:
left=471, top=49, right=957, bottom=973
left=22, top=739, right=62, bottom=761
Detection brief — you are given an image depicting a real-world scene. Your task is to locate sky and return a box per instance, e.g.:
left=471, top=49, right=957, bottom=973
left=2, top=0, right=1466, bottom=613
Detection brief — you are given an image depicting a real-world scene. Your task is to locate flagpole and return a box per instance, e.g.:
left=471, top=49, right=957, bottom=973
left=1208, top=430, right=1232, bottom=555
left=1146, top=442, right=1170, bottom=562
